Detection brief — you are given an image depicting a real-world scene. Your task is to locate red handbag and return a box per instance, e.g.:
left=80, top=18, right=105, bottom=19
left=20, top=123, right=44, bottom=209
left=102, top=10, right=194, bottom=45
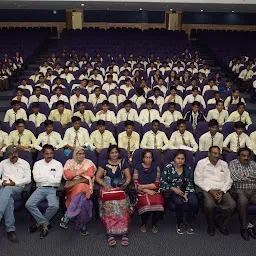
left=101, top=188, right=126, bottom=201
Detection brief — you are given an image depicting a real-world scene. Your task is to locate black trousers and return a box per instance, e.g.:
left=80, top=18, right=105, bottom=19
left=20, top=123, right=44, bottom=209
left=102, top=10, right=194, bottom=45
left=141, top=211, right=163, bottom=226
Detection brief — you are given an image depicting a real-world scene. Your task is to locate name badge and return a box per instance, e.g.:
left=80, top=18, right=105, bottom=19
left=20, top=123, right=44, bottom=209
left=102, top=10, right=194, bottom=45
left=50, top=168, right=56, bottom=172
left=220, top=170, right=224, bottom=172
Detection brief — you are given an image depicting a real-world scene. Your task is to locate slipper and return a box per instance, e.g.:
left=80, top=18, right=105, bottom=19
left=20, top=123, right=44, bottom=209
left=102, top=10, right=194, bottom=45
left=121, top=236, right=129, bottom=247
left=107, top=236, right=116, bottom=247
left=140, top=225, right=147, bottom=233
left=152, top=226, right=159, bottom=234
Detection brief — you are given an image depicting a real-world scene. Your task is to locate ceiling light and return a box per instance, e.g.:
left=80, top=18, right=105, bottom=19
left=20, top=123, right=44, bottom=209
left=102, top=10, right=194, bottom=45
left=81, top=3, right=84, bottom=7
left=139, top=8, right=142, bottom=11
left=53, top=10, right=57, bottom=14
left=201, top=9, right=204, bottom=12
left=170, top=8, right=173, bottom=11
left=232, top=10, right=235, bottom=13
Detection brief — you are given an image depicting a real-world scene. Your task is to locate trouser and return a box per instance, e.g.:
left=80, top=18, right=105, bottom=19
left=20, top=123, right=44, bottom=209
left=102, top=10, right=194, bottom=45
left=0, top=186, right=22, bottom=232
left=231, top=188, right=256, bottom=229
left=202, top=191, right=236, bottom=228
left=171, top=192, right=199, bottom=225
left=25, top=187, right=59, bottom=226
left=141, top=211, right=163, bottom=226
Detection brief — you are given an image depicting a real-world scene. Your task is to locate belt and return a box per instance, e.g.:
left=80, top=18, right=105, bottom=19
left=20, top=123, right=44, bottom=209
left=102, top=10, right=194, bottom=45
left=41, top=186, right=58, bottom=188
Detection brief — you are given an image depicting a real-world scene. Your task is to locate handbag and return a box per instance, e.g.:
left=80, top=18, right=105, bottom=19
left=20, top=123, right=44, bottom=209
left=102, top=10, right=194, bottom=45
left=64, top=177, right=89, bottom=190
left=101, top=188, right=126, bottom=201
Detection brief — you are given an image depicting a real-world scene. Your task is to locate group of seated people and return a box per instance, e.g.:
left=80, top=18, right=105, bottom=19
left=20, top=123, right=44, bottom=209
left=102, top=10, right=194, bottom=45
left=0, top=144, right=256, bottom=246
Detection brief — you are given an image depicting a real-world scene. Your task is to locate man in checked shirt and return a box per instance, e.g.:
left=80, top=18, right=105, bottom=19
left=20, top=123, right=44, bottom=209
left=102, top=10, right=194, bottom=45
left=229, top=148, right=256, bottom=241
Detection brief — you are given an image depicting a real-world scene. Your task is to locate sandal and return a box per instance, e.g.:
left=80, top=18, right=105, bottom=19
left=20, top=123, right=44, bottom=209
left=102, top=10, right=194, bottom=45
left=140, top=225, right=147, bottom=233
left=107, top=236, right=116, bottom=247
left=121, top=236, right=129, bottom=247
left=152, top=226, right=159, bottom=234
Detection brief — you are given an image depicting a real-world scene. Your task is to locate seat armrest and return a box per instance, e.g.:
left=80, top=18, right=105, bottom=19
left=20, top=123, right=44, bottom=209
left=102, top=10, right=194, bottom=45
left=21, top=182, right=33, bottom=200
left=56, top=180, right=65, bottom=198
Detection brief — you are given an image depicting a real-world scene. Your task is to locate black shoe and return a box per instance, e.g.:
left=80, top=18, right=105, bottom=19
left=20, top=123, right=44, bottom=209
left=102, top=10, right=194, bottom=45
left=240, top=229, right=249, bottom=241
left=7, top=231, right=19, bottom=243
left=216, top=223, right=229, bottom=236
left=28, top=224, right=40, bottom=233
left=40, top=226, right=49, bottom=239
left=248, top=227, right=256, bottom=239
left=207, top=226, right=215, bottom=236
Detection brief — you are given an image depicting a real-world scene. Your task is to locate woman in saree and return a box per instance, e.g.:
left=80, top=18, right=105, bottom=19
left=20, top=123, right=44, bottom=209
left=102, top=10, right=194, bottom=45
left=60, top=147, right=96, bottom=235
left=133, top=150, right=164, bottom=233
left=95, top=145, right=131, bottom=247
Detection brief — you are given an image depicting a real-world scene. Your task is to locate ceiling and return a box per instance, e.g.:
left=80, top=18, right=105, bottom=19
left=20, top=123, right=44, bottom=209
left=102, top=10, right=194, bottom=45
left=1, top=1, right=256, bottom=13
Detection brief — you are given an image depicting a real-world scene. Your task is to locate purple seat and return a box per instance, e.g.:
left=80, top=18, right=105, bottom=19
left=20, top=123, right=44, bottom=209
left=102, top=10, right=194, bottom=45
left=204, top=90, right=218, bottom=103
left=195, top=151, right=208, bottom=164
left=161, top=103, right=182, bottom=115
left=73, top=102, right=94, bottom=113
left=228, top=105, right=238, bottom=114
left=84, top=150, right=97, bottom=165
left=37, top=150, right=70, bottom=166
left=90, top=121, right=115, bottom=134
left=132, top=149, right=162, bottom=168
left=18, top=150, right=33, bottom=167
left=169, top=121, right=193, bottom=135
left=142, top=123, right=166, bottom=135
left=27, top=102, right=50, bottom=117
left=98, top=148, right=128, bottom=167
left=117, top=102, right=138, bottom=112
left=204, top=104, right=216, bottom=116
left=51, top=102, right=71, bottom=110
left=1, top=122, right=11, bottom=133
left=95, top=103, right=116, bottom=114
left=116, top=121, right=141, bottom=137
left=38, top=121, right=63, bottom=137
left=247, top=123, right=256, bottom=136
left=226, top=152, right=238, bottom=164
left=248, top=205, right=256, bottom=215
left=146, top=90, right=164, bottom=98
left=195, top=122, right=209, bottom=144
left=64, top=122, right=90, bottom=133
left=11, top=121, right=36, bottom=135
left=138, top=103, right=159, bottom=113
left=164, top=149, right=194, bottom=167
left=222, top=122, right=235, bottom=138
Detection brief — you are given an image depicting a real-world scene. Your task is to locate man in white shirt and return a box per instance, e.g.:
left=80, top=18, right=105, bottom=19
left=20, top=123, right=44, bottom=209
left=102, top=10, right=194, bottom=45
left=68, top=61, right=79, bottom=73
left=28, top=86, right=50, bottom=107
left=35, top=76, right=50, bottom=93
left=89, top=120, right=116, bottom=152
left=95, top=100, right=116, bottom=124
left=0, top=145, right=31, bottom=242
left=108, top=87, right=126, bottom=108
left=207, top=100, right=229, bottom=130
left=117, top=100, right=139, bottom=123
left=227, top=102, right=252, bottom=127
left=147, top=62, right=156, bottom=77
left=25, top=144, right=63, bottom=239
left=70, top=87, right=87, bottom=112
left=140, top=120, right=169, bottom=150
left=198, top=64, right=210, bottom=77
left=172, top=61, right=185, bottom=75
left=224, top=89, right=245, bottom=109
left=187, top=62, right=198, bottom=75
left=149, top=87, right=165, bottom=112
left=45, top=68, right=57, bottom=84
left=34, top=120, right=63, bottom=151
left=4, top=100, right=27, bottom=127
left=88, top=87, right=107, bottom=109
left=118, top=69, right=132, bottom=84
left=12, top=88, right=28, bottom=106
left=73, top=101, right=95, bottom=126
left=159, top=62, right=171, bottom=76
left=102, top=75, right=116, bottom=96
left=28, top=102, right=46, bottom=129
left=199, top=119, right=224, bottom=152
left=0, top=122, right=8, bottom=157
left=223, top=121, right=255, bottom=154
left=49, top=87, right=69, bottom=108
left=29, top=69, right=40, bottom=83
left=60, top=67, right=75, bottom=84
left=154, top=78, right=167, bottom=97
left=207, top=91, right=222, bottom=105
left=18, top=78, right=33, bottom=95
left=194, top=146, right=235, bottom=236
left=139, top=99, right=161, bottom=126
left=239, top=64, right=254, bottom=92
left=120, top=78, right=134, bottom=97
left=90, top=69, right=104, bottom=85
left=120, top=62, right=131, bottom=73
left=39, top=62, right=52, bottom=76
left=183, top=87, right=206, bottom=109
left=168, top=119, right=198, bottom=153
left=164, top=86, right=183, bottom=109
left=51, top=77, right=66, bottom=91
left=130, top=87, right=146, bottom=109
left=232, top=59, right=244, bottom=74
left=202, top=79, right=218, bottom=96
left=162, top=102, right=183, bottom=127
left=63, top=116, right=90, bottom=150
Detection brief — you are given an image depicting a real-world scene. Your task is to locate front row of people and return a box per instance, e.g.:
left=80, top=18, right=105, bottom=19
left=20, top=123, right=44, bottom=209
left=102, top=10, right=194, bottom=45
left=0, top=145, right=256, bottom=246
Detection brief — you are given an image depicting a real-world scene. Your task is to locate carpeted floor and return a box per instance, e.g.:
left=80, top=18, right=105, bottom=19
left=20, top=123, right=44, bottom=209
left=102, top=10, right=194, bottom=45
left=1, top=210, right=256, bottom=256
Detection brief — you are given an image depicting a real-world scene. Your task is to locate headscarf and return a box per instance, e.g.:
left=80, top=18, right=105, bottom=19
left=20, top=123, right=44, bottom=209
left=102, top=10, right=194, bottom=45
left=72, top=146, right=85, bottom=164
left=136, top=162, right=158, bottom=185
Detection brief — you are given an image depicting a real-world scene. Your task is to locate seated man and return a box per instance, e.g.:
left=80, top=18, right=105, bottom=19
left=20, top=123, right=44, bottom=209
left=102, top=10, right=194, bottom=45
left=70, top=87, right=87, bottom=112
left=29, top=68, right=40, bottom=83
left=34, top=120, right=63, bottom=151
left=130, top=87, right=146, bottom=109
left=51, top=77, right=66, bottom=91
left=102, top=74, right=116, bottom=95
left=28, top=102, right=47, bottom=129
left=108, top=87, right=126, bottom=108
left=12, top=88, right=29, bottom=106
left=139, top=99, right=161, bottom=126
left=60, top=66, right=75, bottom=84
left=194, top=146, right=235, bottom=236
left=199, top=119, right=224, bottom=152
left=89, top=120, right=116, bottom=153
left=118, top=120, right=140, bottom=162
left=35, top=75, right=50, bottom=92
left=154, top=78, right=167, bottom=97
left=45, top=68, right=57, bottom=84
left=28, top=86, right=50, bottom=107
left=224, top=89, right=245, bottom=109
left=117, top=99, right=139, bottom=123
left=207, top=91, right=222, bottom=105
left=8, top=119, right=36, bottom=151
left=164, top=86, right=183, bottom=109
left=4, top=100, right=27, bottom=126
left=18, top=78, right=33, bottom=94
left=184, top=101, right=206, bottom=131
left=223, top=121, right=255, bottom=154
left=219, top=79, right=233, bottom=94
left=227, top=102, right=252, bottom=127
left=202, top=78, right=218, bottom=96
left=120, top=78, right=134, bottom=97
left=89, top=68, right=104, bottom=85
left=238, top=65, right=254, bottom=91
left=162, top=102, right=183, bottom=127
left=63, top=116, right=90, bottom=151
left=73, top=101, right=95, bottom=126
left=149, top=87, right=165, bottom=112
left=71, top=78, right=87, bottom=91
left=185, top=77, right=201, bottom=92
left=25, top=144, right=63, bottom=239
left=95, top=100, right=116, bottom=124
left=198, top=64, right=211, bottom=77
left=0, top=122, right=8, bottom=157
left=183, top=87, right=206, bottom=109
left=207, top=100, right=229, bottom=131
left=140, top=119, right=169, bottom=150
left=88, top=87, right=107, bottom=109
left=49, top=86, right=69, bottom=108
left=168, top=119, right=198, bottom=153
left=0, top=145, right=31, bottom=242
left=48, top=100, right=72, bottom=128
left=229, top=148, right=256, bottom=240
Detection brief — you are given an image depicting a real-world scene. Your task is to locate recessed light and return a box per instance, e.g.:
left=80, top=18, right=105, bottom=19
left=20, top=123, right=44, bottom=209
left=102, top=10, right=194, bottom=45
left=201, top=9, right=204, bottom=12
left=53, top=10, right=57, bottom=14
left=139, top=8, right=142, bottom=11
left=81, top=3, right=84, bottom=7
left=170, top=8, right=173, bottom=11
left=232, top=10, right=235, bottom=13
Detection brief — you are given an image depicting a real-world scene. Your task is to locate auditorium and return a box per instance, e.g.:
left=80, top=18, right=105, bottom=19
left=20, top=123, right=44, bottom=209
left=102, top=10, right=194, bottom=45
left=0, top=0, right=256, bottom=255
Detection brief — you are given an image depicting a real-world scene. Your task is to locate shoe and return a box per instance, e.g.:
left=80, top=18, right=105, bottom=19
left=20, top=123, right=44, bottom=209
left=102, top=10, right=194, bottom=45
left=40, top=226, right=49, bottom=239
left=140, top=225, right=147, bottom=233
left=152, top=226, right=159, bottom=234
left=216, top=223, right=229, bottom=236
left=28, top=224, right=40, bottom=233
left=80, top=228, right=89, bottom=236
left=7, top=231, right=18, bottom=243
left=207, top=226, right=215, bottom=236
left=176, top=223, right=186, bottom=235
left=186, top=224, right=194, bottom=235
left=60, top=217, right=68, bottom=229
left=240, top=229, right=249, bottom=241
left=248, top=227, right=256, bottom=239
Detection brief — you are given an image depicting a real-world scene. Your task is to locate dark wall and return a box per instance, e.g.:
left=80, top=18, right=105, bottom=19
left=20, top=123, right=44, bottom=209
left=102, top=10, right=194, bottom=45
left=83, top=10, right=165, bottom=23
left=183, top=12, right=256, bottom=25
left=0, top=10, right=66, bottom=22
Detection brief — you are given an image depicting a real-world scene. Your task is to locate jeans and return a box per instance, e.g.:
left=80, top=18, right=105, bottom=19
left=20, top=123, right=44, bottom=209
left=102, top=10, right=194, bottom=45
left=0, top=186, right=23, bottom=232
left=25, top=187, right=59, bottom=226
left=171, top=192, right=199, bottom=225
left=141, top=211, right=163, bottom=226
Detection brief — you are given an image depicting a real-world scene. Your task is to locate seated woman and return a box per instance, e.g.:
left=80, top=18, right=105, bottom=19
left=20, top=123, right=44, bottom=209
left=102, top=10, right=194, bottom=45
left=160, top=149, right=198, bottom=235
left=95, top=145, right=131, bottom=247
left=60, top=147, right=96, bottom=235
left=133, top=150, right=164, bottom=233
